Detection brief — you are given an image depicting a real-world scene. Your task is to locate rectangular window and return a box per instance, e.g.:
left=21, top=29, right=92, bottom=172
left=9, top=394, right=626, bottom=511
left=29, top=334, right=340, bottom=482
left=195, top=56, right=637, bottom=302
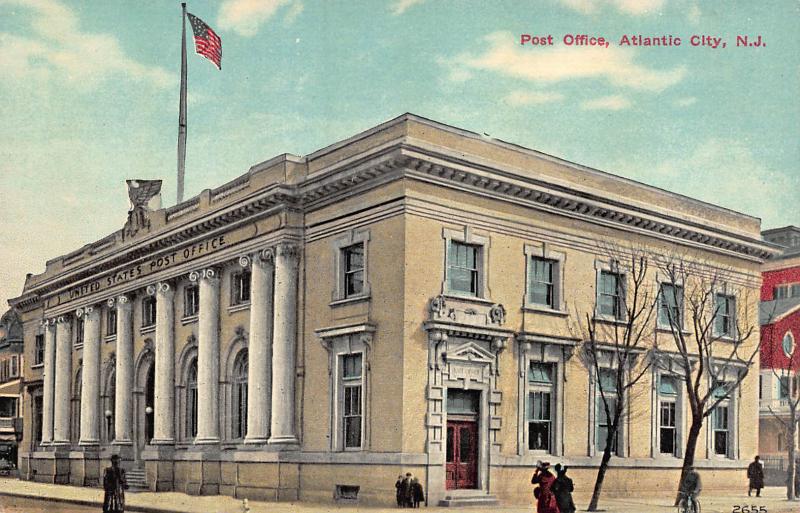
left=527, top=362, right=554, bottom=451
left=142, top=296, right=156, bottom=327
left=184, top=285, right=199, bottom=317
left=448, top=241, right=480, bottom=296
left=0, top=397, right=16, bottom=417
left=774, top=285, right=789, bottom=299
left=106, top=307, right=117, bottom=336
left=714, top=294, right=736, bottom=337
left=713, top=405, right=729, bottom=455
left=598, top=271, right=624, bottom=319
left=529, top=257, right=556, bottom=308
left=343, top=243, right=365, bottom=298
left=659, top=375, right=678, bottom=455
left=658, top=284, right=683, bottom=328
left=779, top=376, right=790, bottom=400
left=10, top=356, right=18, bottom=378
left=34, top=396, right=43, bottom=443
left=75, top=317, right=85, bottom=345
left=596, top=368, right=619, bottom=453
left=792, top=284, right=800, bottom=298
left=231, top=271, right=251, bottom=306
left=34, top=334, right=45, bottom=365
left=341, top=353, right=363, bottom=449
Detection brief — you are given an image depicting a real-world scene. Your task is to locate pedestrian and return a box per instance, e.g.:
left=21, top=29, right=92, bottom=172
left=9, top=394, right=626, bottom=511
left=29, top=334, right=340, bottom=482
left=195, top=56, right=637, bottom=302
left=552, top=463, right=576, bottom=513
left=747, top=455, right=764, bottom=497
left=102, top=454, right=127, bottom=513
left=402, top=472, right=414, bottom=507
left=531, top=461, right=559, bottom=513
left=411, top=476, right=425, bottom=508
left=395, top=474, right=404, bottom=507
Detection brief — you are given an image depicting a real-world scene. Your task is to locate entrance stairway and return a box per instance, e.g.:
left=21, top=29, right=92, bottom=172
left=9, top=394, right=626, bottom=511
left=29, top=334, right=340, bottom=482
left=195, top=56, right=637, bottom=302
left=125, top=467, right=148, bottom=492
left=439, top=491, right=500, bottom=507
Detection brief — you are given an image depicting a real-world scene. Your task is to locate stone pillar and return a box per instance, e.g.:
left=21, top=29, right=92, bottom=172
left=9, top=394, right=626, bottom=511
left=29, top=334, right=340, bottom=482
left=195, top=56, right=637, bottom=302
left=78, top=306, right=101, bottom=446
left=192, top=268, right=220, bottom=444
left=268, top=243, right=300, bottom=445
left=151, top=283, right=175, bottom=445
left=113, top=296, right=133, bottom=445
left=41, top=320, right=56, bottom=445
left=244, top=251, right=274, bottom=444
left=52, top=315, right=73, bottom=446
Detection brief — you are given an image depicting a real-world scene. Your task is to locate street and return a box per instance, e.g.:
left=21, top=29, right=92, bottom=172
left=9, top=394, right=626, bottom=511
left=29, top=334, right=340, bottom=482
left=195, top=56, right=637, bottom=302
left=0, top=496, right=96, bottom=512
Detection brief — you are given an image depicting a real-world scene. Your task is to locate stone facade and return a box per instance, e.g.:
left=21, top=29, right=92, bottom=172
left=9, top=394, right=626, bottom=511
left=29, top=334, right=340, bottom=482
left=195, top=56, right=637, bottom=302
left=9, top=114, right=777, bottom=505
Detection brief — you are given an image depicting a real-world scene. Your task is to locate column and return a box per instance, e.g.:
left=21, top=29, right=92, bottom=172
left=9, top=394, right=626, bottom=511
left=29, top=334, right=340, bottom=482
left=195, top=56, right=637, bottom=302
left=244, top=250, right=274, bottom=444
left=113, top=296, right=133, bottom=445
left=269, top=243, right=300, bottom=445
left=193, top=268, right=220, bottom=444
left=52, top=315, right=73, bottom=446
left=41, top=320, right=56, bottom=445
left=78, top=306, right=101, bottom=445
left=151, top=283, right=175, bottom=444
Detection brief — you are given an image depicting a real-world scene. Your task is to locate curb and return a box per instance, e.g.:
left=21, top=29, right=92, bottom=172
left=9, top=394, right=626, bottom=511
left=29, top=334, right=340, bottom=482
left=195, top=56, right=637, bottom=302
left=0, top=490, right=186, bottom=513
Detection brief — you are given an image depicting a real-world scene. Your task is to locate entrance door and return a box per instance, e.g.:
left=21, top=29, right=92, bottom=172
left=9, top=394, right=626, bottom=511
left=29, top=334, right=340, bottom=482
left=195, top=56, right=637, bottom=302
left=445, top=420, right=478, bottom=489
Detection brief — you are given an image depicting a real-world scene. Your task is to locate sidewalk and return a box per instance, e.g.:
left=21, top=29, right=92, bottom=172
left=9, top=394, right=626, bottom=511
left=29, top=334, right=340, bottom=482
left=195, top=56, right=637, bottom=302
left=0, top=478, right=798, bottom=513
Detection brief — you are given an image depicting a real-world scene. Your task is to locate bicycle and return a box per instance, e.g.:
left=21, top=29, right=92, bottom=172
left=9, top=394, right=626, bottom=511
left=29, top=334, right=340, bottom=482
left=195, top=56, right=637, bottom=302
left=676, top=491, right=701, bottom=513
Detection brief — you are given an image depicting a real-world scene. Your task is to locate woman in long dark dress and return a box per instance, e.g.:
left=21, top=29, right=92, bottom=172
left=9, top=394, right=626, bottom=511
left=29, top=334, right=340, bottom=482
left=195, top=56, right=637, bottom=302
left=531, top=462, right=559, bottom=513
left=103, top=455, right=127, bottom=513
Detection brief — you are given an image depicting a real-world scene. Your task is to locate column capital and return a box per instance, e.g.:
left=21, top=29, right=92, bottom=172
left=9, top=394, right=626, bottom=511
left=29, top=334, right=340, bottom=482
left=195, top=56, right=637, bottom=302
left=275, top=242, right=301, bottom=265
left=238, top=255, right=251, bottom=268
left=147, top=282, right=174, bottom=296
left=107, top=295, right=131, bottom=309
left=260, top=247, right=276, bottom=265
left=189, top=268, right=219, bottom=283
left=76, top=305, right=100, bottom=318
left=55, top=315, right=72, bottom=324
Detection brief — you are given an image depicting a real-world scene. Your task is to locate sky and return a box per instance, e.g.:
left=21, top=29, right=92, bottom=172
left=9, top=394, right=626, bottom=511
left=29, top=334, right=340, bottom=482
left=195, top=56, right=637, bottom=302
left=0, top=0, right=798, bottom=309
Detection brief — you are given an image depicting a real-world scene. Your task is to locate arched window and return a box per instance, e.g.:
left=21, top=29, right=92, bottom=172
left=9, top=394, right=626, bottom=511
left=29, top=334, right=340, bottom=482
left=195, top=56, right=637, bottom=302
left=186, top=359, right=198, bottom=439
left=71, top=368, right=82, bottom=445
left=232, top=350, right=248, bottom=439
left=783, top=331, right=795, bottom=357
left=103, top=369, right=116, bottom=444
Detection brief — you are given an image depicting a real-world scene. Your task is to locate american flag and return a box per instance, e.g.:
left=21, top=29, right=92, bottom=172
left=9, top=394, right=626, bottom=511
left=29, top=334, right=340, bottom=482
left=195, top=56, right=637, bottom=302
left=186, top=12, right=221, bottom=70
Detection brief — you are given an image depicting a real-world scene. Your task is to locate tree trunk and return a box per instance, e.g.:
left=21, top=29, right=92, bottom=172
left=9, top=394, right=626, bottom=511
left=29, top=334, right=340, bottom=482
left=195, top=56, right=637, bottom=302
left=787, top=416, right=797, bottom=501
left=676, top=418, right=703, bottom=505
left=588, top=439, right=614, bottom=511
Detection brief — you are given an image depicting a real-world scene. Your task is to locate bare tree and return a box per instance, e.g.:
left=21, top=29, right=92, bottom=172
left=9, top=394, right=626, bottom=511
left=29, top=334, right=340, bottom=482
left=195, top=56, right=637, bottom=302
left=762, top=312, right=800, bottom=500
left=579, top=246, right=658, bottom=512
left=657, top=257, right=760, bottom=504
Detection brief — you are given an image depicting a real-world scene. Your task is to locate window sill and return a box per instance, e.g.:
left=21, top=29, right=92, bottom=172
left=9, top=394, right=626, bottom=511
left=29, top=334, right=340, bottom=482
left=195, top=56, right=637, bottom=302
left=31, top=363, right=44, bottom=369
left=329, top=295, right=370, bottom=308
left=656, top=327, right=692, bottom=336
left=592, top=315, right=627, bottom=326
left=140, top=325, right=156, bottom=335
left=443, top=293, right=495, bottom=305
left=228, top=302, right=250, bottom=314
left=73, top=343, right=84, bottom=350
left=523, top=305, right=569, bottom=317
left=714, top=334, right=738, bottom=343
left=181, top=315, right=198, bottom=326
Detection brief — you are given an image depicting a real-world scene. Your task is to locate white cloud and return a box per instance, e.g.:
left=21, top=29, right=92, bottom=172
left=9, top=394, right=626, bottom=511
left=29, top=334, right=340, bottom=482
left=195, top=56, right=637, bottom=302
left=581, top=95, right=631, bottom=110
left=504, top=90, right=564, bottom=106
left=687, top=4, right=701, bottom=24
left=616, top=139, right=794, bottom=228
left=218, top=0, right=303, bottom=37
left=448, top=31, right=685, bottom=92
left=390, top=0, right=426, bottom=15
left=0, top=0, right=172, bottom=89
left=558, top=0, right=666, bottom=15
left=674, top=96, right=697, bottom=107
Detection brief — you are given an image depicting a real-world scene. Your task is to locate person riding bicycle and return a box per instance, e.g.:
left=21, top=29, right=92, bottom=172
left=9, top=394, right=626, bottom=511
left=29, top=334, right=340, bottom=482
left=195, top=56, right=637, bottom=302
left=679, top=466, right=702, bottom=513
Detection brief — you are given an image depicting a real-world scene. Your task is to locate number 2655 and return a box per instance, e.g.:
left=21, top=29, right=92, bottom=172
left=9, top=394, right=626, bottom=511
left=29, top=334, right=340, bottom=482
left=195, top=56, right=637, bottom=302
left=732, top=506, right=767, bottom=513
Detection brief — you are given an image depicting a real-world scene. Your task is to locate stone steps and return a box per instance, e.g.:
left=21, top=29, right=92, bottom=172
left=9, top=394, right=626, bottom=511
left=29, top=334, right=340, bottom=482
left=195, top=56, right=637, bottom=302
left=438, top=492, right=500, bottom=507
left=125, top=468, right=148, bottom=492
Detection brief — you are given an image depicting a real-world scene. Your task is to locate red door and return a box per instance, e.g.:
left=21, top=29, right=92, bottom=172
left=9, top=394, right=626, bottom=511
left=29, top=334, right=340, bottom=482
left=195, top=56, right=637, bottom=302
left=445, top=420, right=478, bottom=489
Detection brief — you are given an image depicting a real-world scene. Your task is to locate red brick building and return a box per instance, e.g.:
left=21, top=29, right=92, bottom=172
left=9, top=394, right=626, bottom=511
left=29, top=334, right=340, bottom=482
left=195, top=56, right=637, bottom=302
left=759, top=226, right=800, bottom=478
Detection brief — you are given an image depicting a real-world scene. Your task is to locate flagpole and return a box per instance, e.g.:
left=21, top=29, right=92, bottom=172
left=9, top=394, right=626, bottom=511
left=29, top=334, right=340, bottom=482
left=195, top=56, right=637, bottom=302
left=177, top=2, right=188, bottom=204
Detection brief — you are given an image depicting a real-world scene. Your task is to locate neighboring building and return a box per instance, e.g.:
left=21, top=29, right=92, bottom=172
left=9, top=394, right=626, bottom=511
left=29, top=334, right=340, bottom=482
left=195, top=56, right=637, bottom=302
left=0, top=309, right=24, bottom=466
left=758, top=226, right=800, bottom=478
left=9, top=114, right=776, bottom=505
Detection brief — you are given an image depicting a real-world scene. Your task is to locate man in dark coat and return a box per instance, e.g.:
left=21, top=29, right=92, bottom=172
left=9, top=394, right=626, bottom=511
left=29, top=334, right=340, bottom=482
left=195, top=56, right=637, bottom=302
left=552, top=464, right=576, bottom=513
left=747, top=455, right=764, bottom=497
left=411, top=477, right=425, bottom=508
left=395, top=475, right=404, bottom=507
left=102, top=455, right=127, bottom=513
left=401, top=472, right=414, bottom=507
